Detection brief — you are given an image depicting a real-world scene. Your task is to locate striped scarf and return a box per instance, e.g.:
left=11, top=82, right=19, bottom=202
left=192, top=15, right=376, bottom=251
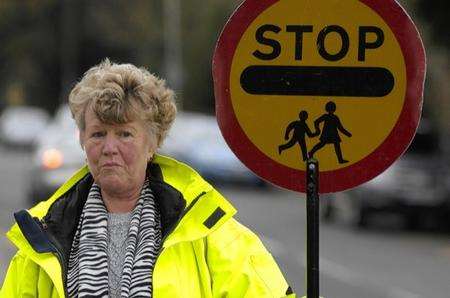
left=67, top=180, right=162, bottom=297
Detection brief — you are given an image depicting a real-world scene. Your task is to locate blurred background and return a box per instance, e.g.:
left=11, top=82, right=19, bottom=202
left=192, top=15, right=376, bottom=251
left=0, top=1, right=449, bottom=297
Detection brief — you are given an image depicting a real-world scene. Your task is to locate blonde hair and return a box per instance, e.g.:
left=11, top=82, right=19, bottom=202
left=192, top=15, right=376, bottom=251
left=68, top=59, right=177, bottom=148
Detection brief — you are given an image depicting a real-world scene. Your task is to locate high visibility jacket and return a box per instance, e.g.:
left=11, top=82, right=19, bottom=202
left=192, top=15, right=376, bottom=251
left=1, top=155, right=295, bottom=298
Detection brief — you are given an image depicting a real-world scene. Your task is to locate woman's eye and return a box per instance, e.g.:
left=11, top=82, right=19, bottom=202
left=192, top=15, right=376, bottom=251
left=91, top=131, right=105, bottom=138
left=120, top=131, right=133, bottom=138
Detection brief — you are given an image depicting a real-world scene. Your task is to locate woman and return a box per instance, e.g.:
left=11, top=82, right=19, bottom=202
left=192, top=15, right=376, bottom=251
left=1, top=60, right=294, bottom=297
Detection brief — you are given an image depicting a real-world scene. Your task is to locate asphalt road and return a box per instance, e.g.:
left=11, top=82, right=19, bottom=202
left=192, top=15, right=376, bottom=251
left=1, top=147, right=449, bottom=297
left=0, top=147, right=33, bottom=280
left=220, top=186, right=450, bottom=298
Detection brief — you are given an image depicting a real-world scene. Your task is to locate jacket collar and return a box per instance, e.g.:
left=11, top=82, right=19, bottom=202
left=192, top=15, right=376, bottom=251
left=7, top=154, right=236, bottom=257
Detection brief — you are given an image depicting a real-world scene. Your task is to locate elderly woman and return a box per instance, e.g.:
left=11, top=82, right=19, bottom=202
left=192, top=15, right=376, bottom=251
left=1, top=60, right=294, bottom=298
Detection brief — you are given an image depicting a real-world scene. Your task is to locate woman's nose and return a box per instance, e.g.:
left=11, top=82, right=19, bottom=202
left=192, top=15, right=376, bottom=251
left=102, top=134, right=119, bottom=155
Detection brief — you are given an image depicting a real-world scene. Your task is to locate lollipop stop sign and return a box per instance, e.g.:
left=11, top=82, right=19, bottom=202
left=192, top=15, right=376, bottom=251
left=213, top=1, right=425, bottom=296
left=213, top=0, right=426, bottom=194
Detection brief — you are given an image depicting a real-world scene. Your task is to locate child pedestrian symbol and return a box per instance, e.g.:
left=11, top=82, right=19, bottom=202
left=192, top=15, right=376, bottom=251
left=278, top=110, right=317, bottom=161
left=309, top=101, right=352, bottom=164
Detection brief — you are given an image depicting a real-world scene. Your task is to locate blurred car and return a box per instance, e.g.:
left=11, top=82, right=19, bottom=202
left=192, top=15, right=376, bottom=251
left=344, top=118, right=450, bottom=229
left=0, top=105, right=49, bottom=150
left=160, top=111, right=264, bottom=186
left=28, top=105, right=85, bottom=203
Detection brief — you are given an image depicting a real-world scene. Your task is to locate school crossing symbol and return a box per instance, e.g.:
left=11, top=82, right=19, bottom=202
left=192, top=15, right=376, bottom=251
left=213, top=0, right=425, bottom=193
left=279, top=102, right=352, bottom=164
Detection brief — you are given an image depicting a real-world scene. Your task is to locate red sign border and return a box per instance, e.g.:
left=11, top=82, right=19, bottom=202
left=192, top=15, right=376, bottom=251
left=212, top=0, right=426, bottom=193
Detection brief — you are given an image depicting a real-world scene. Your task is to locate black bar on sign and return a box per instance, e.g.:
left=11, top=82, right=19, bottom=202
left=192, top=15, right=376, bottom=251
left=240, top=65, right=394, bottom=97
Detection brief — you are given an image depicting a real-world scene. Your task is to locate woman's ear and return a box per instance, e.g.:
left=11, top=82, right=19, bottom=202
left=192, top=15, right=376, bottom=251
left=79, top=130, right=85, bottom=150
left=147, top=152, right=154, bottom=163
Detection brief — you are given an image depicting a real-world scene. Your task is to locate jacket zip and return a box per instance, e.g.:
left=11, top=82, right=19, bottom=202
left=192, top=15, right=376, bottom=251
left=156, top=191, right=206, bottom=259
left=152, top=190, right=206, bottom=281
left=37, top=217, right=69, bottom=298
left=151, top=191, right=208, bottom=292
left=162, top=191, right=206, bottom=244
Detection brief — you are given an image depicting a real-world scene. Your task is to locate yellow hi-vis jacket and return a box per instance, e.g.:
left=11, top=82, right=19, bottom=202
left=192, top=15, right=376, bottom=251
left=1, top=155, right=295, bottom=298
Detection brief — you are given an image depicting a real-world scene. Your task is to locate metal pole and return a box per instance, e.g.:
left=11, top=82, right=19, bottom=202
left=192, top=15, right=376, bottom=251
left=306, top=158, right=319, bottom=298
left=163, top=0, right=183, bottom=108
left=60, top=0, right=80, bottom=103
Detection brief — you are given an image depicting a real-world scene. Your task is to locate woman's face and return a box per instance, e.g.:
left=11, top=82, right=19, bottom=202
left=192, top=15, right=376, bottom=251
left=80, top=107, right=154, bottom=196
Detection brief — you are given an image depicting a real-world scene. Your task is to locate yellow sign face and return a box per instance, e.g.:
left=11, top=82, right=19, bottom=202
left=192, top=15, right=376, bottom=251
left=229, top=0, right=406, bottom=171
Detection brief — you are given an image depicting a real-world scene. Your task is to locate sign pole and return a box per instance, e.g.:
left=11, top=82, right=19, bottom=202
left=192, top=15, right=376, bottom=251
left=306, top=158, right=319, bottom=298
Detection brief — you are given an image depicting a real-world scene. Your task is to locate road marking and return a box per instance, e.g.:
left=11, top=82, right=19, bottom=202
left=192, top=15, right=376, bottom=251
left=296, top=252, right=423, bottom=298
left=388, top=287, right=422, bottom=298
left=260, top=234, right=423, bottom=298
left=318, top=256, right=422, bottom=298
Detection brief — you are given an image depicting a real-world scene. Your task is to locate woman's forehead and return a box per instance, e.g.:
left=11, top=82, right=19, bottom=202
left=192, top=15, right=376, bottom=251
left=85, top=97, right=144, bottom=124
left=85, top=108, right=144, bottom=130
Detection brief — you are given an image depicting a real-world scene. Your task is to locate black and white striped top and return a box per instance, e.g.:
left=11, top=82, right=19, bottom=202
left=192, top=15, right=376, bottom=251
left=67, top=181, right=162, bottom=297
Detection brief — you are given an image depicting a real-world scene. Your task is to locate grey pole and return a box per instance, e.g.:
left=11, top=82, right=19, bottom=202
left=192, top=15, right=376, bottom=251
left=163, top=0, right=183, bottom=108
left=60, top=0, right=80, bottom=103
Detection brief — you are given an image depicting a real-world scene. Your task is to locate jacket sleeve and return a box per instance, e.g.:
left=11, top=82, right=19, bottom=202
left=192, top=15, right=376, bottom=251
left=0, top=252, right=25, bottom=297
left=206, top=218, right=295, bottom=298
left=0, top=251, right=56, bottom=298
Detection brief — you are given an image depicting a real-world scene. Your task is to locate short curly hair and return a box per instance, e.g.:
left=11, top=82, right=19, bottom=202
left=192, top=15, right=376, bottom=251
left=68, top=59, right=177, bottom=149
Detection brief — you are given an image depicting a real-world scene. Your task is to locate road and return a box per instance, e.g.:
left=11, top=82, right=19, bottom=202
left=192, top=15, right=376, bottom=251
left=1, top=147, right=449, bottom=297
left=221, top=186, right=450, bottom=298
left=0, top=147, right=33, bottom=280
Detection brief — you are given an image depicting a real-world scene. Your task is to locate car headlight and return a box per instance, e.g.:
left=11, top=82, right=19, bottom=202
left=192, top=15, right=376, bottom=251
left=41, top=148, right=64, bottom=170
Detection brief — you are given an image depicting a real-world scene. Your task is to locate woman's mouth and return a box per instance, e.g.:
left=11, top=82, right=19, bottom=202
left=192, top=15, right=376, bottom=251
left=102, top=162, right=121, bottom=168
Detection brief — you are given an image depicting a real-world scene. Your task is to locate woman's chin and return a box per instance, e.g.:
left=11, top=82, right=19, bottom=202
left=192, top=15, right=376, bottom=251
left=97, top=174, right=127, bottom=193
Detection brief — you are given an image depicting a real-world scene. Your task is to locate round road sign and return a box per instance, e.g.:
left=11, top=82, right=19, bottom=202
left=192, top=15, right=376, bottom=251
left=213, top=0, right=425, bottom=193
